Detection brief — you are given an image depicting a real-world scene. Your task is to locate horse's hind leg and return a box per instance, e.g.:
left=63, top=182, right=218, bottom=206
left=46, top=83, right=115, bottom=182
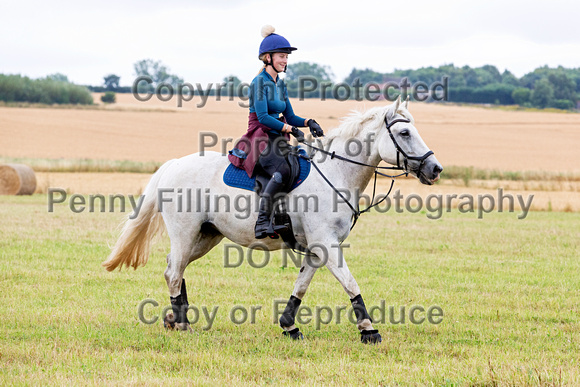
left=164, top=221, right=223, bottom=332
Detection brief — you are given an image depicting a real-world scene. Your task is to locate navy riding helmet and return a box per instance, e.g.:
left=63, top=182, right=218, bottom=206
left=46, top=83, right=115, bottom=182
left=259, top=25, right=297, bottom=57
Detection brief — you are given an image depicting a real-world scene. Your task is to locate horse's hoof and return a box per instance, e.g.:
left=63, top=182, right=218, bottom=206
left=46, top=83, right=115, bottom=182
left=164, top=313, right=176, bottom=330
left=175, top=322, right=194, bottom=333
left=163, top=315, right=193, bottom=333
left=360, top=329, right=382, bottom=344
left=282, top=327, right=304, bottom=340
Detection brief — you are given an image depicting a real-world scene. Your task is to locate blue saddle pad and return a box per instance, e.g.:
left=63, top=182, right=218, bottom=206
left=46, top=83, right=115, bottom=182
left=223, top=148, right=311, bottom=192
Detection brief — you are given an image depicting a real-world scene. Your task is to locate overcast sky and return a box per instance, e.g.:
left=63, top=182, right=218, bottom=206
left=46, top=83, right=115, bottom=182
left=1, top=0, right=579, bottom=87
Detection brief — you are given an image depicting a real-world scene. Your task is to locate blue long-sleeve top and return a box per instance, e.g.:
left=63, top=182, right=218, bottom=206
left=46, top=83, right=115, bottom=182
left=249, top=68, right=306, bottom=134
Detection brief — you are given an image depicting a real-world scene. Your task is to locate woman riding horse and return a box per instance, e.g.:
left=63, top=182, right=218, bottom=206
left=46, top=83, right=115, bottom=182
left=228, top=25, right=324, bottom=239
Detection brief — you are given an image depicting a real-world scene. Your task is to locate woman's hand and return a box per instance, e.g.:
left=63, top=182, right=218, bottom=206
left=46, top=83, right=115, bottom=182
left=307, top=119, right=324, bottom=137
left=290, top=127, right=305, bottom=142
left=282, top=124, right=293, bottom=134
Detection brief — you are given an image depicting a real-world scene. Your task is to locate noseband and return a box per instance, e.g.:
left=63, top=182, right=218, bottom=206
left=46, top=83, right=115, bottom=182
left=384, top=116, right=434, bottom=173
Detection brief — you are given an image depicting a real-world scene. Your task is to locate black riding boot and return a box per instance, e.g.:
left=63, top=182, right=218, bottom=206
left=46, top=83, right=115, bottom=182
left=255, top=174, right=286, bottom=239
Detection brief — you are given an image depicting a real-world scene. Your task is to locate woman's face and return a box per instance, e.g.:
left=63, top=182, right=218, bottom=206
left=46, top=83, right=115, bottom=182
left=270, top=52, right=288, bottom=72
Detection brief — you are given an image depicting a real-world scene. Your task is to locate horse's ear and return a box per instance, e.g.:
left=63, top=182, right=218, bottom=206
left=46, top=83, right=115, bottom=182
left=394, top=95, right=401, bottom=111
left=386, top=95, right=402, bottom=119
left=402, top=95, right=410, bottom=110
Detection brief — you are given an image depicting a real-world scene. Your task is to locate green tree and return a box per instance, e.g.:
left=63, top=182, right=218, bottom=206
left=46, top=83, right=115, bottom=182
left=531, top=79, right=554, bottom=108
left=223, top=75, right=241, bottom=89
left=463, top=67, right=479, bottom=87
left=512, top=88, right=531, bottom=105
left=103, top=74, right=120, bottom=91
left=217, top=75, right=243, bottom=97
left=0, top=74, right=92, bottom=104
left=46, top=73, right=69, bottom=83
left=547, top=72, right=576, bottom=103
left=480, top=65, right=502, bottom=83
left=552, top=99, right=574, bottom=110
left=501, top=70, right=520, bottom=86
left=286, top=62, right=334, bottom=98
left=520, top=65, right=553, bottom=89
left=133, top=59, right=184, bottom=92
left=101, top=91, right=116, bottom=103
left=286, top=62, right=334, bottom=83
left=392, top=64, right=465, bottom=88
left=343, top=68, right=383, bottom=84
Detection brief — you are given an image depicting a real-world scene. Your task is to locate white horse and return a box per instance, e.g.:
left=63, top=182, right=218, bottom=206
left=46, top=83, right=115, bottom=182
left=102, top=96, right=442, bottom=343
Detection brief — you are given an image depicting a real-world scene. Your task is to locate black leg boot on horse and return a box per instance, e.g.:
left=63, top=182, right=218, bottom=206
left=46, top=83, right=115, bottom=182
left=255, top=172, right=288, bottom=239
left=164, top=279, right=193, bottom=332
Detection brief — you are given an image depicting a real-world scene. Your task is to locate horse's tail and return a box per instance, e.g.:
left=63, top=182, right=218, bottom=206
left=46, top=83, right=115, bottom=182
left=102, top=159, right=175, bottom=272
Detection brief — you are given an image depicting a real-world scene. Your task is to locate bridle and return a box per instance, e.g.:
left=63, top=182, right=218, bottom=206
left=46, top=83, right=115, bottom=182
left=384, top=116, right=434, bottom=174
left=297, top=113, right=435, bottom=230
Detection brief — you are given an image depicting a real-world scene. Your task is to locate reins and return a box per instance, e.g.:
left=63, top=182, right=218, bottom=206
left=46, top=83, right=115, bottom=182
left=295, top=114, right=434, bottom=230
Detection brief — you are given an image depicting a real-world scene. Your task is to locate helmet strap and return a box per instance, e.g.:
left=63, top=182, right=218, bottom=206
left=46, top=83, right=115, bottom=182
left=267, top=63, right=282, bottom=74
left=265, top=53, right=285, bottom=73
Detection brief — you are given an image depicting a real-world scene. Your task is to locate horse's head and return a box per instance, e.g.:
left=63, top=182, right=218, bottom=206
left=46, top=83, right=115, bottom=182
left=377, top=96, right=443, bottom=185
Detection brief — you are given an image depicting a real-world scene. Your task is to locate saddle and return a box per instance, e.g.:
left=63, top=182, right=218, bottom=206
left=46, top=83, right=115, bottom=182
left=223, top=147, right=312, bottom=251
left=223, top=147, right=310, bottom=193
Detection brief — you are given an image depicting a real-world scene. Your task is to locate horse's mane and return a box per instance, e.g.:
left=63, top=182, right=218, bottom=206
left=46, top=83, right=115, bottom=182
left=323, top=103, right=414, bottom=143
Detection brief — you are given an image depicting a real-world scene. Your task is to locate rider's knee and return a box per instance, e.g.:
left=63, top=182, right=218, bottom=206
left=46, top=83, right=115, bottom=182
left=278, top=166, right=292, bottom=181
left=272, top=171, right=284, bottom=183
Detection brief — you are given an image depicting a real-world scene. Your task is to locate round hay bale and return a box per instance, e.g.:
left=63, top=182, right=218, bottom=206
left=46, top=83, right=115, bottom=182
left=0, top=164, right=37, bottom=195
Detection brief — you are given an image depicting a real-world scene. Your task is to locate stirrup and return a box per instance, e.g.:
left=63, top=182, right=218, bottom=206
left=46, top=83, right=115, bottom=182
left=265, top=222, right=289, bottom=239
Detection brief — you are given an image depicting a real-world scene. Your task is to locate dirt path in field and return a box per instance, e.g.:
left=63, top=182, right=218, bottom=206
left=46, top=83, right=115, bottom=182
left=3, top=94, right=580, bottom=211
left=2, top=93, right=580, bottom=173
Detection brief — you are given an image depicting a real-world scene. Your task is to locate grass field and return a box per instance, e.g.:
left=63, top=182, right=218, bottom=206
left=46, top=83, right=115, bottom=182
left=1, top=194, right=578, bottom=385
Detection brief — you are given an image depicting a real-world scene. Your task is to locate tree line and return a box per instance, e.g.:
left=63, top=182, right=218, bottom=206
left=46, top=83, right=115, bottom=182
left=285, top=63, right=579, bottom=110
left=1, top=59, right=578, bottom=110
left=89, top=59, right=580, bottom=111
left=0, top=73, right=93, bottom=105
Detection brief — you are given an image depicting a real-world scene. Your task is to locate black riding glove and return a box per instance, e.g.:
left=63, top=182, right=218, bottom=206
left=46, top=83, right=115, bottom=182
left=307, top=119, right=324, bottom=137
left=290, top=126, right=305, bottom=142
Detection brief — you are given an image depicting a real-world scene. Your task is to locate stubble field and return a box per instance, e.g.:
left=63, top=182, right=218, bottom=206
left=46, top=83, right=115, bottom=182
left=1, top=94, right=579, bottom=385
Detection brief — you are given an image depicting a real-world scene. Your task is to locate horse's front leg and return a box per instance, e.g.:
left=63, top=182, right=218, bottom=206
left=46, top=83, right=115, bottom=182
left=278, top=257, right=319, bottom=340
left=311, top=242, right=382, bottom=344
